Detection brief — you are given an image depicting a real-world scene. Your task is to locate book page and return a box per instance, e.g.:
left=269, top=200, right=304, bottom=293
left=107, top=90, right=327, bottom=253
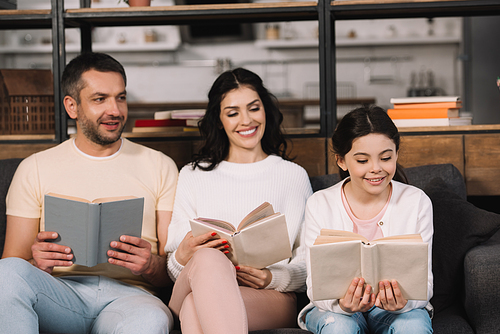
left=46, top=192, right=91, bottom=203
left=373, top=234, right=422, bottom=243
left=237, top=202, right=274, bottom=231
left=92, top=195, right=137, bottom=203
left=318, top=229, right=368, bottom=243
left=191, top=218, right=236, bottom=233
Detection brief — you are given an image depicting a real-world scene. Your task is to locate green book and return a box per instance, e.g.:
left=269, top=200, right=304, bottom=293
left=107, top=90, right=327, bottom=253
left=44, top=193, right=144, bottom=267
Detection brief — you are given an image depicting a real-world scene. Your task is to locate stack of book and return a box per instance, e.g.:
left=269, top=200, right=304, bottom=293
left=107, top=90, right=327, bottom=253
left=131, top=118, right=187, bottom=133
left=170, top=109, right=206, bottom=131
left=387, top=96, right=471, bottom=127
left=131, top=109, right=205, bottom=133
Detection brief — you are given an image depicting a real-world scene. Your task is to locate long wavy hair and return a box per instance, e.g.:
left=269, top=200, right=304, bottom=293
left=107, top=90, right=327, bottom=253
left=331, top=106, right=408, bottom=183
left=192, top=68, right=290, bottom=171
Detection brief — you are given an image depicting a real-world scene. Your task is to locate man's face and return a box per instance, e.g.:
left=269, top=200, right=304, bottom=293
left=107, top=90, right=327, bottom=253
left=76, top=70, right=127, bottom=146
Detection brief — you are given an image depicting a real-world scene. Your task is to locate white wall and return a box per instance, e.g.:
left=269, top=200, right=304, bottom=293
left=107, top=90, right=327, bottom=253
left=1, top=0, right=462, bottom=115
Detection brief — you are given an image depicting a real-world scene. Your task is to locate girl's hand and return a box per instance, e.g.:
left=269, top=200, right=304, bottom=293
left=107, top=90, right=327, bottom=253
left=175, top=231, right=228, bottom=266
left=339, top=277, right=375, bottom=313
left=375, top=279, right=408, bottom=311
left=235, top=265, right=272, bottom=289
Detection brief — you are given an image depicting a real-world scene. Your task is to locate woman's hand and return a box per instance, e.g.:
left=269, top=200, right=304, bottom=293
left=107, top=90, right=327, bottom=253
left=339, top=277, right=375, bottom=313
left=375, top=279, right=407, bottom=311
left=175, top=231, right=228, bottom=266
left=235, top=265, right=272, bottom=289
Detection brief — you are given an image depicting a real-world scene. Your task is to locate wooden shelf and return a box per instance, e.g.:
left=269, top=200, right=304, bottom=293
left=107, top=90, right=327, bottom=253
left=64, top=2, right=319, bottom=27
left=331, top=0, right=500, bottom=19
left=0, top=134, right=55, bottom=141
left=398, top=124, right=500, bottom=135
left=0, top=9, right=52, bottom=29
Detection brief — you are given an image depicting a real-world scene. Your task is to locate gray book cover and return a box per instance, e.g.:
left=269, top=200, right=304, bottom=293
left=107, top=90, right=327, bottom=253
left=44, top=194, right=144, bottom=267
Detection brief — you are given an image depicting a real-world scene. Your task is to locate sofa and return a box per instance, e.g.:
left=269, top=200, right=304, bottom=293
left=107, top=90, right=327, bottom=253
left=1, top=158, right=499, bottom=334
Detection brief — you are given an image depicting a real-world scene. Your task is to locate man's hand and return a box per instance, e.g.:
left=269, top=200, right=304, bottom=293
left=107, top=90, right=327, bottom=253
left=235, top=265, right=272, bottom=289
left=339, top=277, right=375, bottom=313
left=175, top=231, right=229, bottom=266
left=107, top=235, right=156, bottom=276
left=31, top=231, right=73, bottom=274
left=375, top=279, right=408, bottom=311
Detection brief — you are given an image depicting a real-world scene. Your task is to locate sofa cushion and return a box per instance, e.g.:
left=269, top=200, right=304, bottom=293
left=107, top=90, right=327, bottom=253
left=424, top=177, right=500, bottom=314
left=0, top=158, right=23, bottom=257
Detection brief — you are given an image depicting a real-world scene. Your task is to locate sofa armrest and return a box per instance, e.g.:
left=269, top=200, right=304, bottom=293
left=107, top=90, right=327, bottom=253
left=464, top=239, right=500, bottom=334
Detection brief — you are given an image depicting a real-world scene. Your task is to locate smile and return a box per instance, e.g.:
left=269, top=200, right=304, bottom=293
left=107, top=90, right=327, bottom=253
left=238, top=127, right=257, bottom=136
left=367, top=177, right=384, bottom=181
left=365, top=176, right=386, bottom=183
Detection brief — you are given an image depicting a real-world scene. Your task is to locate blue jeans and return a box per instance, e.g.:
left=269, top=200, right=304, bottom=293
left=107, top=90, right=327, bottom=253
left=0, top=257, right=173, bottom=334
left=305, top=305, right=432, bottom=334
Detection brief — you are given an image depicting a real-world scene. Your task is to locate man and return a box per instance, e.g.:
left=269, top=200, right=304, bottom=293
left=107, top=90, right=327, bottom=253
left=0, top=52, right=177, bottom=333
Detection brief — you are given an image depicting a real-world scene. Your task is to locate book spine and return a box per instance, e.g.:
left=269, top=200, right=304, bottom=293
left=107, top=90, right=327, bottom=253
left=387, top=108, right=459, bottom=119
left=134, top=119, right=187, bottom=127
left=87, top=204, right=101, bottom=267
left=360, top=244, right=378, bottom=294
left=226, top=234, right=239, bottom=266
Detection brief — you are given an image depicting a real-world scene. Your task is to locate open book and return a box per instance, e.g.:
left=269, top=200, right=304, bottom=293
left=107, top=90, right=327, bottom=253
left=190, top=202, right=292, bottom=268
left=44, top=193, right=144, bottom=267
left=309, top=229, right=428, bottom=301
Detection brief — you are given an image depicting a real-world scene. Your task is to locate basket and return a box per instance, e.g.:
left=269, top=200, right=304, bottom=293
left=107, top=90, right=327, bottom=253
left=0, top=69, right=55, bottom=135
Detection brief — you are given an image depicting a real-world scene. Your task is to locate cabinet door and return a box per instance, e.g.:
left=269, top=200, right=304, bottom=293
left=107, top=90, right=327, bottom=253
left=465, top=134, right=500, bottom=196
left=398, top=135, right=464, bottom=175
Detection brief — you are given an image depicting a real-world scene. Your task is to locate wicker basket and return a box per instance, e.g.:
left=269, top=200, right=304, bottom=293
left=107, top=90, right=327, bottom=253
left=0, top=69, right=55, bottom=135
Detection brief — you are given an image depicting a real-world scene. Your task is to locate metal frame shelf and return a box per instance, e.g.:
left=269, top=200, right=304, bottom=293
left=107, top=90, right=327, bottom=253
left=0, top=9, right=52, bottom=29
left=331, top=0, right=500, bottom=20
left=64, top=2, right=319, bottom=27
left=1, top=0, right=500, bottom=148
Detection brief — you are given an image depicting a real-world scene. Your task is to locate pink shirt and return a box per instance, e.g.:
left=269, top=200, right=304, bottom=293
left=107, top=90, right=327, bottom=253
left=341, top=181, right=392, bottom=241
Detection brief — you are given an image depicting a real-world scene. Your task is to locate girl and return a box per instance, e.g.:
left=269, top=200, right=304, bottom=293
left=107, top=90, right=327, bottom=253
left=165, top=68, right=312, bottom=333
left=298, top=106, right=433, bottom=333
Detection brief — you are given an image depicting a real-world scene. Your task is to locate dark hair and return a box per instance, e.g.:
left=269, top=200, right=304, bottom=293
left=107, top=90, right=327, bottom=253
left=192, top=67, right=290, bottom=171
left=331, top=105, right=408, bottom=183
left=61, top=52, right=126, bottom=104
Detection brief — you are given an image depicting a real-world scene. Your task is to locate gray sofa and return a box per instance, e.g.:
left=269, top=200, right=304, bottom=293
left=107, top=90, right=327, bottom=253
left=1, top=158, right=499, bottom=333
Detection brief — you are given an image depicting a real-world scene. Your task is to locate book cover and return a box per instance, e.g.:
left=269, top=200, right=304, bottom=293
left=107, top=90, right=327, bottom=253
left=392, top=118, right=451, bottom=127
left=387, top=108, right=459, bottom=119
left=189, top=202, right=292, bottom=268
left=309, top=229, right=428, bottom=301
left=171, top=109, right=206, bottom=119
left=134, top=119, right=187, bottom=127
left=44, top=193, right=144, bottom=267
left=154, top=111, right=172, bottom=120
left=390, top=96, right=461, bottom=104
left=185, top=119, right=201, bottom=127
left=393, top=101, right=462, bottom=109
left=131, top=126, right=186, bottom=133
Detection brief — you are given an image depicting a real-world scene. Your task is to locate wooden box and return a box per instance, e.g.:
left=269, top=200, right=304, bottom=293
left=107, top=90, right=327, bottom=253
left=0, top=69, right=54, bottom=135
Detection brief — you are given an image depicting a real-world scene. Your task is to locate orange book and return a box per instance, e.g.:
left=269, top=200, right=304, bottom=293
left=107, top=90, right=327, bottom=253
left=387, top=108, right=460, bottom=119
left=393, top=101, right=462, bottom=109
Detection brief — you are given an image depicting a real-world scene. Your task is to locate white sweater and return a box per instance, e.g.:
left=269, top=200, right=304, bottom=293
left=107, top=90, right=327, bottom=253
left=298, top=179, right=434, bottom=328
left=165, top=155, right=313, bottom=292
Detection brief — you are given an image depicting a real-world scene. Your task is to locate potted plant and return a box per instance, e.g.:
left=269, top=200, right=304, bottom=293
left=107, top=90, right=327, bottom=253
left=120, top=0, right=151, bottom=6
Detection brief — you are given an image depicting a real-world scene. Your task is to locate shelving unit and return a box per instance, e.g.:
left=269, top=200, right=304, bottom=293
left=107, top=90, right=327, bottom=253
left=1, top=0, right=500, bottom=179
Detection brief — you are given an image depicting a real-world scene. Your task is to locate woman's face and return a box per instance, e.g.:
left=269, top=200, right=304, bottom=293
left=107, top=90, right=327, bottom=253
left=219, top=86, right=266, bottom=160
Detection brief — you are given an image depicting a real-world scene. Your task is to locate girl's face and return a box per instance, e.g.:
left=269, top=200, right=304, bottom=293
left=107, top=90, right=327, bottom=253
left=336, top=133, right=398, bottom=198
left=219, top=86, right=266, bottom=161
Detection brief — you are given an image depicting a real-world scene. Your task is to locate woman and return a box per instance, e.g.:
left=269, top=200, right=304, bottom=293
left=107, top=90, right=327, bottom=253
left=165, top=68, right=312, bottom=333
